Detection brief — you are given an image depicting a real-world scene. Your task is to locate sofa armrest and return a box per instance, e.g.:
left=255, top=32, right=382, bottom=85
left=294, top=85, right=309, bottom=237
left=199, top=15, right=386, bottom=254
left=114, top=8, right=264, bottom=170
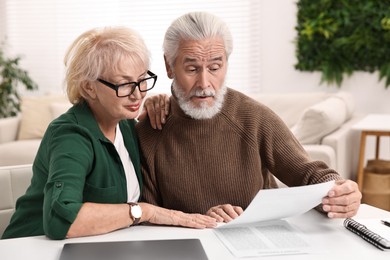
left=303, top=144, right=336, bottom=170
left=321, top=114, right=366, bottom=181
left=0, top=115, right=21, bottom=144
left=0, top=164, right=33, bottom=237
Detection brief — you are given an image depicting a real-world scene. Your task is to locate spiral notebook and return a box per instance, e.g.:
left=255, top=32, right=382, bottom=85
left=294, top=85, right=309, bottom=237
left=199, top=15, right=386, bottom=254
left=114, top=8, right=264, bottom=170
left=344, top=218, right=390, bottom=250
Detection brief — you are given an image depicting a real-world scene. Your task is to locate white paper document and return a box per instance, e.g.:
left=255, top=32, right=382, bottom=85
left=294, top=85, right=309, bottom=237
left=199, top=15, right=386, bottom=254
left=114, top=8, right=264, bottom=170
left=214, top=181, right=335, bottom=257
left=214, top=220, right=312, bottom=257
left=218, top=180, right=335, bottom=227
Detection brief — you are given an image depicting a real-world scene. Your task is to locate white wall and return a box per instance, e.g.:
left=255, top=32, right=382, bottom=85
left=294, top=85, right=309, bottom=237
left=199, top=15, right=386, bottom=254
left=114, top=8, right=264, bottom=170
left=2, top=0, right=262, bottom=98
left=260, top=0, right=390, bottom=115
left=0, top=1, right=6, bottom=44
left=3, top=0, right=389, bottom=115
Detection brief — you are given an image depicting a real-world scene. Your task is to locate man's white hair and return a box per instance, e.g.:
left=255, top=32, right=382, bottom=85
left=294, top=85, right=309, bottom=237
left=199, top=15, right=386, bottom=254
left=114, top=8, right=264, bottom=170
left=163, top=11, right=233, bottom=68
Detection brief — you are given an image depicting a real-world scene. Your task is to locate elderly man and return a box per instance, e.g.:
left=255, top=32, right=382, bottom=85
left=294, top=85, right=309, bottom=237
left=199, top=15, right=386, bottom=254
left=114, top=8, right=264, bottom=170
left=136, top=11, right=361, bottom=222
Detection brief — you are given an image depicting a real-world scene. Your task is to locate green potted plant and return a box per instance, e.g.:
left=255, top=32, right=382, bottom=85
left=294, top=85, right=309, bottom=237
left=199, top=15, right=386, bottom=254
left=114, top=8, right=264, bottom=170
left=295, top=0, right=390, bottom=88
left=0, top=47, right=38, bottom=118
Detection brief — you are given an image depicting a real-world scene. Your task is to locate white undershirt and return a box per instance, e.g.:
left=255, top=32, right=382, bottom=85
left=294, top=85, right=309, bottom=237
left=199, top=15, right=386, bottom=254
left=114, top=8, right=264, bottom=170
left=113, top=124, right=140, bottom=203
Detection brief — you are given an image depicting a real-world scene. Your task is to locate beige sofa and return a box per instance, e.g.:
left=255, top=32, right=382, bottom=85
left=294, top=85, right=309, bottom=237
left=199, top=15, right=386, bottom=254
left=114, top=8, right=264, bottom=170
left=0, top=92, right=362, bottom=180
left=251, top=91, right=363, bottom=181
left=0, top=95, right=71, bottom=166
left=0, top=164, right=33, bottom=237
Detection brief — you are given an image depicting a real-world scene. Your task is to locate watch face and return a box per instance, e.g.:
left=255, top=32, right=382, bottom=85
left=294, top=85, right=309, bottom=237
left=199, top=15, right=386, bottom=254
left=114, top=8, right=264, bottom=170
left=131, top=204, right=142, bottom=218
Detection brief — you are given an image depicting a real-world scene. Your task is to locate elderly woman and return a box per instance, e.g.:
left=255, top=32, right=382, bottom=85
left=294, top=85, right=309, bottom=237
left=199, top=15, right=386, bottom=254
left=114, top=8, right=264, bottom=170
left=2, top=27, right=216, bottom=240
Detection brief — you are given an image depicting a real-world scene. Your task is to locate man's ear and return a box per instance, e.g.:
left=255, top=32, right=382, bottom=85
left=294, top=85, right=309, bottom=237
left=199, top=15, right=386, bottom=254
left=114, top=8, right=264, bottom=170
left=164, top=55, right=174, bottom=79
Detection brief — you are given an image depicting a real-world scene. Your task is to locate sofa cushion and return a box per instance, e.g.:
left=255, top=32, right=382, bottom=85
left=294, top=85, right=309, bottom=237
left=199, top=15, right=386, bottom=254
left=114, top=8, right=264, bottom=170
left=0, top=139, right=41, bottom=166
left=250, top=92, right=329, bottom=128
left=333, top=91, right=355, bottom=120
left=17, top=95, right=69, bottom=140
left=50, top=102, right=72, bottom=119
left=291, top=96, right=348, bottom=144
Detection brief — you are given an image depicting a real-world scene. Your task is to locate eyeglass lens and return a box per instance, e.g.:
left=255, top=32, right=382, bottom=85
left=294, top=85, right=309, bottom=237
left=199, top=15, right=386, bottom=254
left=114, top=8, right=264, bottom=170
left=117, top=77, right=155, bottom=97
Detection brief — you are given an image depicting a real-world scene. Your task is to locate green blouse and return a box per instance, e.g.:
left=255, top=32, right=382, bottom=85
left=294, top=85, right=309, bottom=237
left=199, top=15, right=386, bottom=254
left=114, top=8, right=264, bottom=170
left=2, top=102, right=142, bottom=240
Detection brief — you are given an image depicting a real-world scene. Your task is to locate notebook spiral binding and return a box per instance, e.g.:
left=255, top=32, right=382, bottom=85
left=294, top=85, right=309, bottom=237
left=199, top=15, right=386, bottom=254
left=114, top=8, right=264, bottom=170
left=344, top=218, right=390, bottom=250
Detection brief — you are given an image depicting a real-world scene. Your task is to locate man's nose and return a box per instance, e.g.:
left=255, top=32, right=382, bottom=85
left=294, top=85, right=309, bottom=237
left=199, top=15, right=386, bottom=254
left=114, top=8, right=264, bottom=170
left=198, top=70, right=210, bottom=89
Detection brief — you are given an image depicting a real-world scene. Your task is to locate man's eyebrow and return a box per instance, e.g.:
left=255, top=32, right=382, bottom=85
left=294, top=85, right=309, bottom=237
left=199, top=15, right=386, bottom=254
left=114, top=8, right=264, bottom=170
left=183, top=56, right=223, bottom=63
left=183, top=57, right=197, bottom=63
left=210, top=56, right=223, bottom=62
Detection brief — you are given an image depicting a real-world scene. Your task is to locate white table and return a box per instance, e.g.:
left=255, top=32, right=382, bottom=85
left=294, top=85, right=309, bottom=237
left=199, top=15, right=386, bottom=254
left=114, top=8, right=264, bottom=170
left=351, top=114, right=390, bottom=191
left=1, top=204, right=389, bottom=260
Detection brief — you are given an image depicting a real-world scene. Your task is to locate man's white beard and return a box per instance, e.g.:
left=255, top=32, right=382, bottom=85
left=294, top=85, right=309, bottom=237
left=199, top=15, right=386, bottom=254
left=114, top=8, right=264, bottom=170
left=172, top=81, right=227, bottom=119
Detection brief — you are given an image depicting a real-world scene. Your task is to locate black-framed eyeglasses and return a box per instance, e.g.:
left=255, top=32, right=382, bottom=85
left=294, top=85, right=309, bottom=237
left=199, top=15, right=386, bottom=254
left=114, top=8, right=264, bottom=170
left=97, top=70, right=157, bottom=97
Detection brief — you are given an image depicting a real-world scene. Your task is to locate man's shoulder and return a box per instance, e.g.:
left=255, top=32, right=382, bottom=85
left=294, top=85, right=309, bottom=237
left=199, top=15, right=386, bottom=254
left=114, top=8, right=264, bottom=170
left=135, top=119, right=162, bottom=145
left=222, top=88, right=286, bottom=133
left=135, top=117, right=157, bottom=133
left=224, top=88, right=271, bottom=115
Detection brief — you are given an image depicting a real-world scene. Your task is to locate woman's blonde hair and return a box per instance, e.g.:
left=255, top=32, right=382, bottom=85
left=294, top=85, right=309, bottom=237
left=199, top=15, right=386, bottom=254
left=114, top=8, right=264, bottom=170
left=64, top=27, right=150, bottom=104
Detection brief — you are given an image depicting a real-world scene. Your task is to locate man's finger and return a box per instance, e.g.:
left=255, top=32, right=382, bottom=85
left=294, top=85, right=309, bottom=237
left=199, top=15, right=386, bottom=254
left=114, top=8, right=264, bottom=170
left=328, top=180, right=357, bottom=197
left=214, top=208, right=233, bottom=222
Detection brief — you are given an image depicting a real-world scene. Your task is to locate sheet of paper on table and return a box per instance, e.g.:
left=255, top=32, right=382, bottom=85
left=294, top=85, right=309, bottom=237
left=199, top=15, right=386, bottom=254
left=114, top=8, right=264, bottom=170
left=214, top=181, right=335, bottom=257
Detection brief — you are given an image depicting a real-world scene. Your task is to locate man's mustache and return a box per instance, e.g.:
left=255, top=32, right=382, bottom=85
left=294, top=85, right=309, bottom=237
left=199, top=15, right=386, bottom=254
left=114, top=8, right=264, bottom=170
left=193, top=89, right=215, bottom=97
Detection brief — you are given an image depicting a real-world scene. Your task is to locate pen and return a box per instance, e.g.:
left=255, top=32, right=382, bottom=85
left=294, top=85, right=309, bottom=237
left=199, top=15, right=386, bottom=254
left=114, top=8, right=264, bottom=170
left=381, top=220, right=390, bottom=228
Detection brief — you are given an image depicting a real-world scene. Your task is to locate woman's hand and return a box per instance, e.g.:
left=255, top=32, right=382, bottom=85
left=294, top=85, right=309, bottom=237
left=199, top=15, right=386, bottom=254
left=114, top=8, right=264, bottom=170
left=139, top=203, right=217, bottom=229
left=138, top=94, right=170, bottom=130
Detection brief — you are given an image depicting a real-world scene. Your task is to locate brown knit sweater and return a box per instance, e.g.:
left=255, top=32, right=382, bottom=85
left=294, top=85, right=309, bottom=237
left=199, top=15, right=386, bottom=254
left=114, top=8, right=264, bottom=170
left=136, top=88, right=341, bottom=214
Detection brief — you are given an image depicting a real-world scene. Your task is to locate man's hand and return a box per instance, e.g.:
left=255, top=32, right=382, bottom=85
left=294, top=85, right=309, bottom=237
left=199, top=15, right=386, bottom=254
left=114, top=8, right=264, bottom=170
left=322, top=179, right=362, bottom=218
left=206, top=204, right=244, bottom=223
left=138, top=94, right=170, bottom=130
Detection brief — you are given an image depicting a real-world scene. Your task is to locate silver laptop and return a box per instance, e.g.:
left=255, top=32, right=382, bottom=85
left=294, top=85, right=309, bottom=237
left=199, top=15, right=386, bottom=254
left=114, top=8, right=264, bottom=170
left=60, top=239, right=208, bottom=260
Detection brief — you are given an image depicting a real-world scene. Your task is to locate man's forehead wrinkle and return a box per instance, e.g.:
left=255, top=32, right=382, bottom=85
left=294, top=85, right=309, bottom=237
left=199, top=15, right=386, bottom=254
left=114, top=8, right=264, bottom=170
left=178, top=39, right=226, bottom=63
left=181, top=49, right=225, bottom=63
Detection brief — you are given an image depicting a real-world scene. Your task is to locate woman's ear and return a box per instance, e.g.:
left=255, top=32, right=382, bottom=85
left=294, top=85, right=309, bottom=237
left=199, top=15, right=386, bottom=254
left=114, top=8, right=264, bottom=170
left=164, top=55, right=174, bottom=79
left=82, top=81, right=97, bottom=99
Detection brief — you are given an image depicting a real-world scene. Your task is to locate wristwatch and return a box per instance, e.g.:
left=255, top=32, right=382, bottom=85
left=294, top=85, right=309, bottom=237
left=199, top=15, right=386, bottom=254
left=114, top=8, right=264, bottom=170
left=128, top=202, right=142, bottom=226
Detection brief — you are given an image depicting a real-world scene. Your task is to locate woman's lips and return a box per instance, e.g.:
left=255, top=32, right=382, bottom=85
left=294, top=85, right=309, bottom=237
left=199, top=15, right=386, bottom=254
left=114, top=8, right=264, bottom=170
left=125, top=103, right=141, bottom=112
